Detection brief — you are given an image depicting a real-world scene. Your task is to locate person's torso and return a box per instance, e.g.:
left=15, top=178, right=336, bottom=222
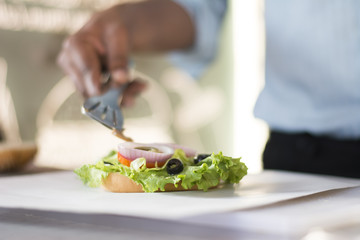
left=254, top=0, right=360, bottom=139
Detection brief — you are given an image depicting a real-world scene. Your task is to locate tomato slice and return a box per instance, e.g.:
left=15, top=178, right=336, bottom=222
left=145, top=161, right=166, bottom=168
left=118, top=152, right=132, bottom=167
left=117, top=152, right=166, bottom=168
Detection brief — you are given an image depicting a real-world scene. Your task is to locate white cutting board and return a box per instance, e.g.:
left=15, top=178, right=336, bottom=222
left=1, top=170, right=360, bottom=220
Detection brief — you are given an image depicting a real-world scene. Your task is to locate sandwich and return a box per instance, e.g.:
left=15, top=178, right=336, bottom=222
left=75, top=142, right=248, bottom=193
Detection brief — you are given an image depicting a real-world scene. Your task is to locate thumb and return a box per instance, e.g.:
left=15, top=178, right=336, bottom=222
left=111, top=68, right=128, bottom=86
left=104, top=26, right=130, bottom=85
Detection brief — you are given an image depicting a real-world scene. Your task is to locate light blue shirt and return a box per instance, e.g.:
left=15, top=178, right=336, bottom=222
left=172, top=0, right=360, bottom=140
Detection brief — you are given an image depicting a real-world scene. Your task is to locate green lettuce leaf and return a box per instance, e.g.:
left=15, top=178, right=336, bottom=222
left=75, top=149, right=247, bottom=193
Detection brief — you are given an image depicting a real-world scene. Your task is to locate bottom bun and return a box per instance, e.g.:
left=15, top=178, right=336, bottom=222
left=102, top=172, right=217, bottom=193
left=0, top=142, right=37, bottom=172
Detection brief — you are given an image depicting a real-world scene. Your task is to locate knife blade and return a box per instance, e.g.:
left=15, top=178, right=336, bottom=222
left=81, top=83, right=132, bottom=141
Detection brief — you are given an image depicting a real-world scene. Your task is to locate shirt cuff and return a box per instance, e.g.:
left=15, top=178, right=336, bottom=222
left=169, top=0, right=227, bottom=78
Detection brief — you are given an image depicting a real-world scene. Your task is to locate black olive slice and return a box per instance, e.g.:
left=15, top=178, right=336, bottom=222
left=194, top=154, right=211, bottom=164
left=103, top=161, right=114, bottom=165
left=166, top=158, right=184, bottom=175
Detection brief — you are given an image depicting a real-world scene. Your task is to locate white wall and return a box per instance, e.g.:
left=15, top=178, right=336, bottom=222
left=232, top=0, right=268, bottom=173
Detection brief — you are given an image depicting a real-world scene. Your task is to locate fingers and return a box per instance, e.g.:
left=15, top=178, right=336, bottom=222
left=58, top=34, right=103, bottom=98
left=58, top=7, right=132, bottom=98
left=57, top=52, right=87, bottom=96
left=121, top=79, right=147, bottom=107
left=103, top=25, right=130, bottom=87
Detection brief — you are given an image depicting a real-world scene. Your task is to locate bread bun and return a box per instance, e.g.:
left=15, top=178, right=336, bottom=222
left=102, top=172, right=208, bottom=193
left=0, top=142, right=37, bottom=172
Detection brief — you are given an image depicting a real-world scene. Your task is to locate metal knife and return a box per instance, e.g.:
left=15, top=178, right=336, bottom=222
left=81, top=83, right=132, bottom=141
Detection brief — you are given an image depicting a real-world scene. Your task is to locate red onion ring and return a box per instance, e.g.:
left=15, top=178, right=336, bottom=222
left=160, top=143, right=197, bottom=157
left=117, top=142, right=174, bottom=164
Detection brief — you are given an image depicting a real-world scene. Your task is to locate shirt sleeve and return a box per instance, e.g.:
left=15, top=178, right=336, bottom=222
left=169, top=0, right=227, bottom=78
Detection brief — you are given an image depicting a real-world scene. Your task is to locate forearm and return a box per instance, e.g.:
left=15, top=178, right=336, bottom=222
left=116, top=0, right=195, bottom=52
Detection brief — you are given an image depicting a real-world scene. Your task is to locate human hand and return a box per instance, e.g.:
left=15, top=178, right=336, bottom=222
left=58, top=0, right=193, bottom=105
left=57, top=5, right=135, bottom=99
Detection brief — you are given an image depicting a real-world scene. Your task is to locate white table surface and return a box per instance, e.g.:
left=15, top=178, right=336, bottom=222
left=1, top=169, right=360, bottom=239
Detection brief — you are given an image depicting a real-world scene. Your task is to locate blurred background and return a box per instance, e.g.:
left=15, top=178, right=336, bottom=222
left=0, top=0, right=267, bottom=173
